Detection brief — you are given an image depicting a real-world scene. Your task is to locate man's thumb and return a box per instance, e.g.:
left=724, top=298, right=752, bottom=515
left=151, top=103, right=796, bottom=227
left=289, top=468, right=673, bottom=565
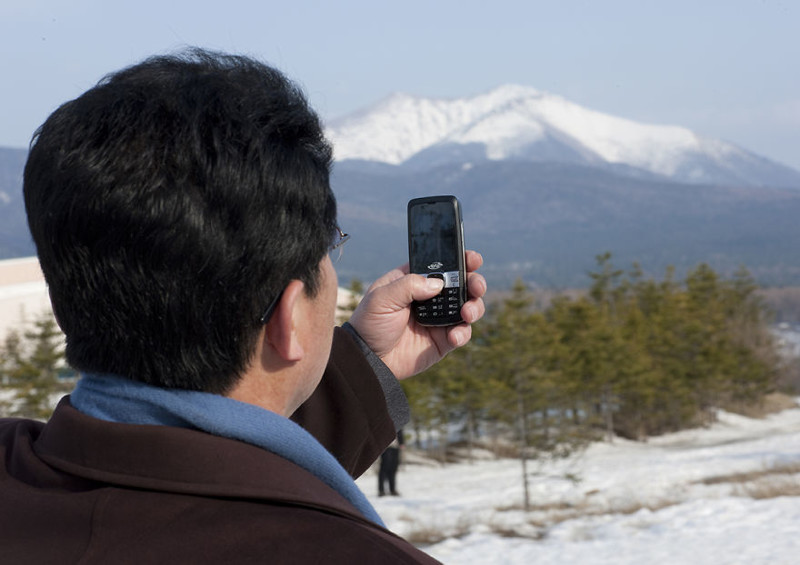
left=413, top=275, right=445, bottom=301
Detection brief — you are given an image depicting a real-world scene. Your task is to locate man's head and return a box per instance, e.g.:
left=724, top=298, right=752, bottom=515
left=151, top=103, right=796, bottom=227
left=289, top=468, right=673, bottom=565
left=24, top=48, right=337, bottom=394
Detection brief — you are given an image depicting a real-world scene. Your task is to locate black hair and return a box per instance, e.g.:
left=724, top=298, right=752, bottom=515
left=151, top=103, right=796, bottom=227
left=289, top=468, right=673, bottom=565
left=24, top=48, right=337, bottom=394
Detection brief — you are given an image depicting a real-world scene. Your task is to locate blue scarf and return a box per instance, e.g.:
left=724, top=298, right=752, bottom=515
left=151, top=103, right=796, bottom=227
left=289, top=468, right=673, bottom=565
left=71, top=373, right=384, bottom=526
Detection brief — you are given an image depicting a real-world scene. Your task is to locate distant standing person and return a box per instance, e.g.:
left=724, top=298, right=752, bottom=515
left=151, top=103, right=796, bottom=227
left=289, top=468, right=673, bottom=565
left=379, top=430, right=405, bottom=496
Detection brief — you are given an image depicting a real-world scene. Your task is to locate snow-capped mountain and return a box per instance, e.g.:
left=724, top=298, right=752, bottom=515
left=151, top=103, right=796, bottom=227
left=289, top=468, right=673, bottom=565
left=327, top=85, right=800, bottom=188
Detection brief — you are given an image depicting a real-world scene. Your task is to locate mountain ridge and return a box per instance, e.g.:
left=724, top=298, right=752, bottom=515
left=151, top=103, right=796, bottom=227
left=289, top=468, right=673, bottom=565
left=327, top=85, right=800, bottom=189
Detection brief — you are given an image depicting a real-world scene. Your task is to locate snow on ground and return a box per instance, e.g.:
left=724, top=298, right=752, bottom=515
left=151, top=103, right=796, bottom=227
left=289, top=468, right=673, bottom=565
left=774, top=323, right=800, bottom=358
left=356, top=402, right=800, bottom=564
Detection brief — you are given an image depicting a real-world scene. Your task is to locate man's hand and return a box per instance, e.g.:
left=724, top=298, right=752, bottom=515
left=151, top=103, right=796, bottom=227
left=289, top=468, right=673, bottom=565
left=348, top=250, right=486, bottom=379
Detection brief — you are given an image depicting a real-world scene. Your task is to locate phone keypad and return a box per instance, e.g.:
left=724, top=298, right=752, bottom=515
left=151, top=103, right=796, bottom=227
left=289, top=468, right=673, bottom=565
left=415, top=273, right=463, bottom=323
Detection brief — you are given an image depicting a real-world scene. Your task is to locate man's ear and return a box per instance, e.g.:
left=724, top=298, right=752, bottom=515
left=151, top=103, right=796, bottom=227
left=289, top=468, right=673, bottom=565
left=264, top=279, right=306, bottom=362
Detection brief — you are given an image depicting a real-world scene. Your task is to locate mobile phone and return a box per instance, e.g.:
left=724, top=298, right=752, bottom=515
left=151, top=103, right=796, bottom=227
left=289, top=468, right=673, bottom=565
left=407, top=195, right=467, bottom=326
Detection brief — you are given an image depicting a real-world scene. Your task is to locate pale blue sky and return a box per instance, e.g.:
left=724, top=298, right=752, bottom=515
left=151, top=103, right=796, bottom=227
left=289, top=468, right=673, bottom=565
left=2, top=0, right=799, bottom=170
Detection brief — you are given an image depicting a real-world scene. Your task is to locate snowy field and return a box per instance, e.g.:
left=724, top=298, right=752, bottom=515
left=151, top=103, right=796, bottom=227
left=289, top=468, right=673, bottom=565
left=357, top=400, right=800, bottom=564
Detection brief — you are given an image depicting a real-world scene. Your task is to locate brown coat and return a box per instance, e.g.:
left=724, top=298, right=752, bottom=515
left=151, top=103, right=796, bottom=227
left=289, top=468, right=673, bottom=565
left=0, top=328, right=440, bottom=564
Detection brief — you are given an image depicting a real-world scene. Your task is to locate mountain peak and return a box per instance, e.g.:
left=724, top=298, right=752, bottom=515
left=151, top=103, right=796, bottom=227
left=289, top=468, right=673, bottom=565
left=326, top=86, right=800, bottom=188
left=327, top=84, right=548, bottom=165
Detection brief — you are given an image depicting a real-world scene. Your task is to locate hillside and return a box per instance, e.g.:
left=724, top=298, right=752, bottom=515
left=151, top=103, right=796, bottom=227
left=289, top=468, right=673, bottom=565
left=331, top=160, right=800, bottom=288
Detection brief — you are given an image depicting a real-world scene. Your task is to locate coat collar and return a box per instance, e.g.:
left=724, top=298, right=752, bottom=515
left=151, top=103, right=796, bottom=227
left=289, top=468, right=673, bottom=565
left=34, top=397, right=377, bottom=526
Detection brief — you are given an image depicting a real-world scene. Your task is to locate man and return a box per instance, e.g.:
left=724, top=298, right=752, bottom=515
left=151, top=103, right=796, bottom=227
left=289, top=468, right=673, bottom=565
left=0, top=49, right=486, bottom=563
left=379, top=430, right=405, bottom=496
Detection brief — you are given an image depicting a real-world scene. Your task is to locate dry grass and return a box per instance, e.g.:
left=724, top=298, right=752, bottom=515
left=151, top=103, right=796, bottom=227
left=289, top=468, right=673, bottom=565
left=496, top=496, right=678, bottom=529
left=495, top=500, right=574, bottom=513
left=486, top=516, right=547, bottom=540
left=403, top=524, right=453, bottom=546
left=698, top=460, right=800, bottom=500
left=737, top=478, right=800, bottom=499
left=404, top=526, right=450, bottom=546
left=405, top=512, right=551, bottom=545
left=403, top=514, right=475, bottom=546
left=698, top=461, right=800, bottom=486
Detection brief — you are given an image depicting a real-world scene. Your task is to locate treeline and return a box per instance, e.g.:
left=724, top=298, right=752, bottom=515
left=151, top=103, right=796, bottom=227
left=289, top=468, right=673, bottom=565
left=401, top=254, right=791, bottom=461
left=0, top=315, right=72, bottom=419
left=2, top=256, right=794, bottom=445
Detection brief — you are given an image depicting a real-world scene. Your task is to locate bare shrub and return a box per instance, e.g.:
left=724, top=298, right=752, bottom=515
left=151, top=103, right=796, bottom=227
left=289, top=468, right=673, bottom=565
left=404, top=514, right=475, bottom=546
left=487, top=517, right=547, bottom=540
left=758, top=287, right=800, bottom=325
left=723, top=392, right=799, bottom=419
left=777, top=357, right=800, bottom=394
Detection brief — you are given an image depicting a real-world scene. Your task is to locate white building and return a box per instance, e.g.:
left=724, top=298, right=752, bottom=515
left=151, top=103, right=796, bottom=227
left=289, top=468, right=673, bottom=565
left=0, top=256, right=52, bottom=341
left=0, top=255, right=360, bottom=341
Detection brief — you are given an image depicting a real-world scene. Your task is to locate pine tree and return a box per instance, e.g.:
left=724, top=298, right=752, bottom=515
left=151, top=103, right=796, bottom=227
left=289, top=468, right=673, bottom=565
left=336, top=278, right=364, bottom=324
left=1, top=314, right=71, bottom=419
left=481, top=279, right=589, bottom=510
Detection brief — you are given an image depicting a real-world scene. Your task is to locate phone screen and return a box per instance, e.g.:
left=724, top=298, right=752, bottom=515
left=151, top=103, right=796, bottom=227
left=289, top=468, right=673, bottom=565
left=408, top=200, right=460, bottom=275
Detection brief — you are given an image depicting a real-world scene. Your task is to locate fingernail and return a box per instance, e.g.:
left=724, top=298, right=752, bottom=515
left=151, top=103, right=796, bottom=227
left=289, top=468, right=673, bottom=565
left=426, top=278, right=444, bottom=291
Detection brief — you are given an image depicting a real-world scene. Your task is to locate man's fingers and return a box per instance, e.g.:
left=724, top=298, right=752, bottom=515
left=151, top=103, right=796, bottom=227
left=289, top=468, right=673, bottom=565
left=467, top=271, right=487, bottom=300
left=460, top=296, right=485, bottom=325
left=368, top=250, right=483, bottom=316
left=446, top=323, right=473, bottom=348
left=465, top=250, right=483, bottom=273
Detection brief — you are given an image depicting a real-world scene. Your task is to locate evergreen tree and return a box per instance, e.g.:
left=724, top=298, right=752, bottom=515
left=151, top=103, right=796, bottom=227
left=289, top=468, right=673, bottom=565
left=482, top=279, right=589, bottom=510
left=0, top=314, right=71, bottom=420
left=336, top=278, right=364, bottom=324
